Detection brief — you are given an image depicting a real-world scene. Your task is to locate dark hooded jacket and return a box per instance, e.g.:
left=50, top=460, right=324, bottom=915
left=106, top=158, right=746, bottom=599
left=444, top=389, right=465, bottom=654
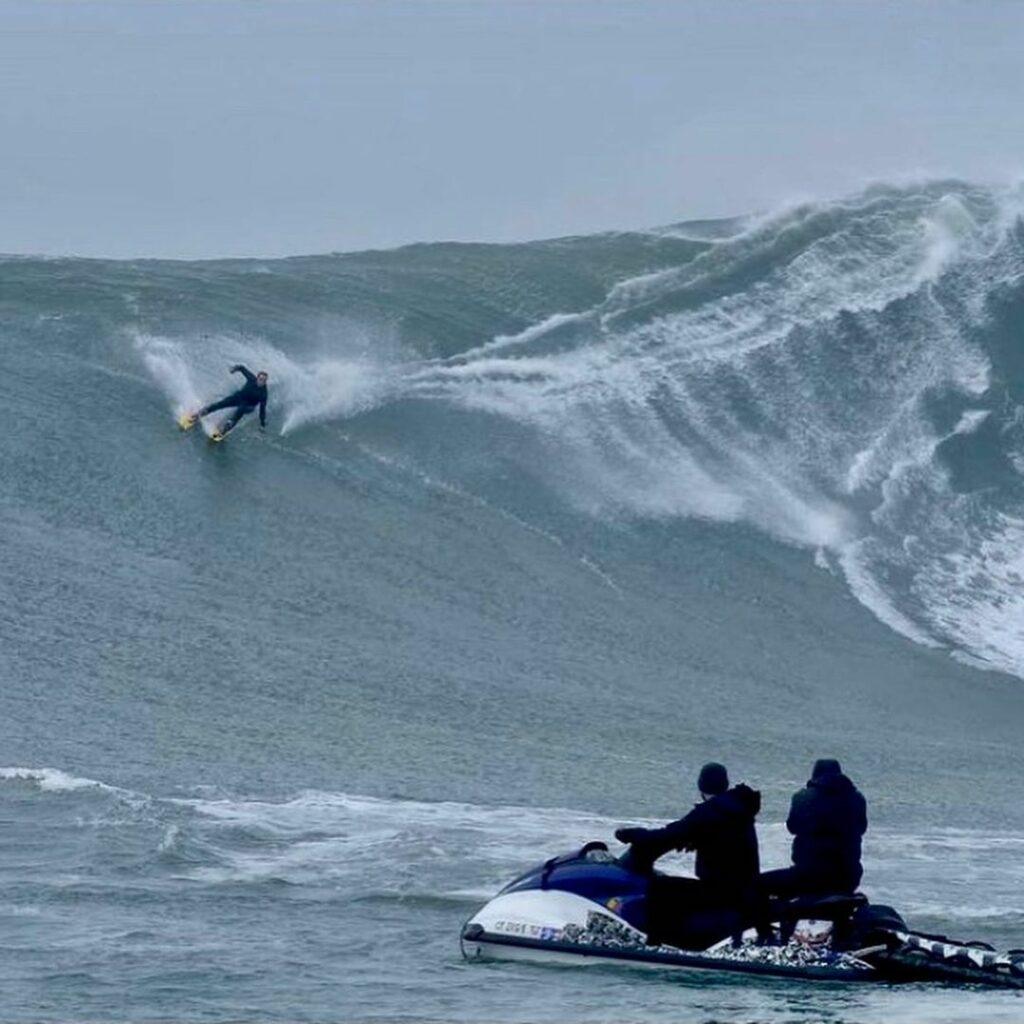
left=627, top=784, right=762, bottom=888
left=787, top=771, right=867, bottom=884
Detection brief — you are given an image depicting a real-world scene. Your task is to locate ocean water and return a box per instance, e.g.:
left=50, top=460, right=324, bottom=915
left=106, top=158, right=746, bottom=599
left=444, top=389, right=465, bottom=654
left=3, top=180, right=1024, bottom=1021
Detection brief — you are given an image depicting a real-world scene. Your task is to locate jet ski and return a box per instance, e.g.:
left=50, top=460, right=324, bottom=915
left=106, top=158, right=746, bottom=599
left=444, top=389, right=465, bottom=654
left=461, top=841, right=1024, bottom=987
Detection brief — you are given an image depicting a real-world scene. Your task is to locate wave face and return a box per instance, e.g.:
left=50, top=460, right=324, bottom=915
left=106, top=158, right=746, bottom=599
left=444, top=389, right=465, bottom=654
left=24, top=179, right=1024, bottom=674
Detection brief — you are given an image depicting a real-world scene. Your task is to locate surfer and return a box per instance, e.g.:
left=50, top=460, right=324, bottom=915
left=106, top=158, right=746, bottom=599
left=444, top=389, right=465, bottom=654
left=183, top=365, right=268, bottom=436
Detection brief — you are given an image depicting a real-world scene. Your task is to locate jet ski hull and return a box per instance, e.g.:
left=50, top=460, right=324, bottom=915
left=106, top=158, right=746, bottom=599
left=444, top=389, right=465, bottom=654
left=461, top=887, right=875, bottom=982
left=462, top=928, right=876, bottom=982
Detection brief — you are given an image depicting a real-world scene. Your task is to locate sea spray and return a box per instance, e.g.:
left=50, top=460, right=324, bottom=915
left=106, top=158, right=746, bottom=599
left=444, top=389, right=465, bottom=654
left=136, top=331, right=396, bottom=436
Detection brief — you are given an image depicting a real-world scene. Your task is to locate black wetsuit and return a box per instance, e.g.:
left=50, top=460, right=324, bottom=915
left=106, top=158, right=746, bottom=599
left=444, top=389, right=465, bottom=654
left=200, top=365, right=268, bottom=433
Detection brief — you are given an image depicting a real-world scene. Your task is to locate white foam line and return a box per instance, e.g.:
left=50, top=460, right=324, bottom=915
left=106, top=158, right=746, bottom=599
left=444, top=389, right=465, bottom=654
left=837, top=543, right=941, bottom=649
left=0, top=766, right=124, bottom=795
left=8, top=765, right=1024, bottom=924
left=451, top=312, right=588, bottom=362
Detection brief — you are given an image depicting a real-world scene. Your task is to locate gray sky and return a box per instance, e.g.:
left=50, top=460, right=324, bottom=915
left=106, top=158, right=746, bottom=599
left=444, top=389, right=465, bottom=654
left=3, top=0, right=1023, bottom=258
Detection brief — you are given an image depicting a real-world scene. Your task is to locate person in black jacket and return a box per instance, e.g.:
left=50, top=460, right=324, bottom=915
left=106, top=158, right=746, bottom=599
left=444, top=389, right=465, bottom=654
left=615, top=763, right=768, bottom=944
left=761, top=758, right=867, bottom=898
left=185, top=365, right=269, bottom=435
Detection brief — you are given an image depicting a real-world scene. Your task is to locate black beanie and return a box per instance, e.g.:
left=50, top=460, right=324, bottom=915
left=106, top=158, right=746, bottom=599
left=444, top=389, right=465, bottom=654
left=812, top=758, right=841, bottom=780
left=698, top=762, right=729, bottom=796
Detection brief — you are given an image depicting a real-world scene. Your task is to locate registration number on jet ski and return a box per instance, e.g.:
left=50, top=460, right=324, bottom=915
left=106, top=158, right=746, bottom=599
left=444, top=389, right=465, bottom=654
left=492, top=919, right=563, bottom=941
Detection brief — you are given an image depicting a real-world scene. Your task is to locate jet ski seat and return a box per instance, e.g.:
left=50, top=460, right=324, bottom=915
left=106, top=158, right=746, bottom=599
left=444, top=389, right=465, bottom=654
left=772, top=893, right=868, bottom=923
left=769, top=893, right=868, bottom=944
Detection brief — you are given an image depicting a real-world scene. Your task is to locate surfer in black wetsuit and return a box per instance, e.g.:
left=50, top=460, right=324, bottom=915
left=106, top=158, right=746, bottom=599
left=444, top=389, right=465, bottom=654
left=191, top=365, right=268, bottom=435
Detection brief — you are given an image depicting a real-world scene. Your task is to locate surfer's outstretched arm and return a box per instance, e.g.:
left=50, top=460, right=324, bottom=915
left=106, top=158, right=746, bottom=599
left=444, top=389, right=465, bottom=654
left=230, top=364, right=257, bottom=383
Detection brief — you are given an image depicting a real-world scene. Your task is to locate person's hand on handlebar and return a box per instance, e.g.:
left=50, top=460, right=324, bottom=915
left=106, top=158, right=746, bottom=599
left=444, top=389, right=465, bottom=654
left=614, top=827, right=650, bottom=846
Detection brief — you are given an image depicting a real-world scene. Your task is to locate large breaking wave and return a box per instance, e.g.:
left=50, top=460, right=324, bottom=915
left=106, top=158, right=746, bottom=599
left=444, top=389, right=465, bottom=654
left=12, top=179, right=1024, bottom=678
left=400, top=182, right=1024, bottom=675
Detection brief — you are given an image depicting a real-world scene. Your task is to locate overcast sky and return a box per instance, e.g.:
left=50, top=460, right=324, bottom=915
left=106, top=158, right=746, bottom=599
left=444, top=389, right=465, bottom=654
left=3, top=0, right=1023, bottom=258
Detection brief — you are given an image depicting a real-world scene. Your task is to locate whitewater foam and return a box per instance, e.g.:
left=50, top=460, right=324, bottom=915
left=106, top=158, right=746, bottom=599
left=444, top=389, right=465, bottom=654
left=397, top=184, right=1024, bottom=675
left=453, top=311, right=588, bottom=361
left=0, top=767, right=123, bottom=794
left=5, top=760, right=1023, bottom=935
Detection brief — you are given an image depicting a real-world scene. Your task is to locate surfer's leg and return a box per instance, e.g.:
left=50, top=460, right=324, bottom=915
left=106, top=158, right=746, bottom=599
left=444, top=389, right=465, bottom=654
left=198, top=396, right=238, bottom=417
left=219, top=406, right=251, bottom=435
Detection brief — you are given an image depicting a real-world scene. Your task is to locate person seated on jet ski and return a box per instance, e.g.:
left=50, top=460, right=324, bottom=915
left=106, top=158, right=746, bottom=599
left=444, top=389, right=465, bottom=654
left=761, top=758, right=867, bottom=899
left=614, top=762, right=768, bottom=944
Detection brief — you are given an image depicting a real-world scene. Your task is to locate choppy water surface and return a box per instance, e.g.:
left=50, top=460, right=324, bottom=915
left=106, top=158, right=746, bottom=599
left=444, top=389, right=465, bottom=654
left=3, top=181, right=1024, bottom=1021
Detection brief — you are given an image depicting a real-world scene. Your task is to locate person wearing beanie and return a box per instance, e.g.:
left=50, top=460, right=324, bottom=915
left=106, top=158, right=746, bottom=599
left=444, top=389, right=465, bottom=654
left=614, top=763, right=765, bottom=944
left=761, top=758, right=868, bottom=898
